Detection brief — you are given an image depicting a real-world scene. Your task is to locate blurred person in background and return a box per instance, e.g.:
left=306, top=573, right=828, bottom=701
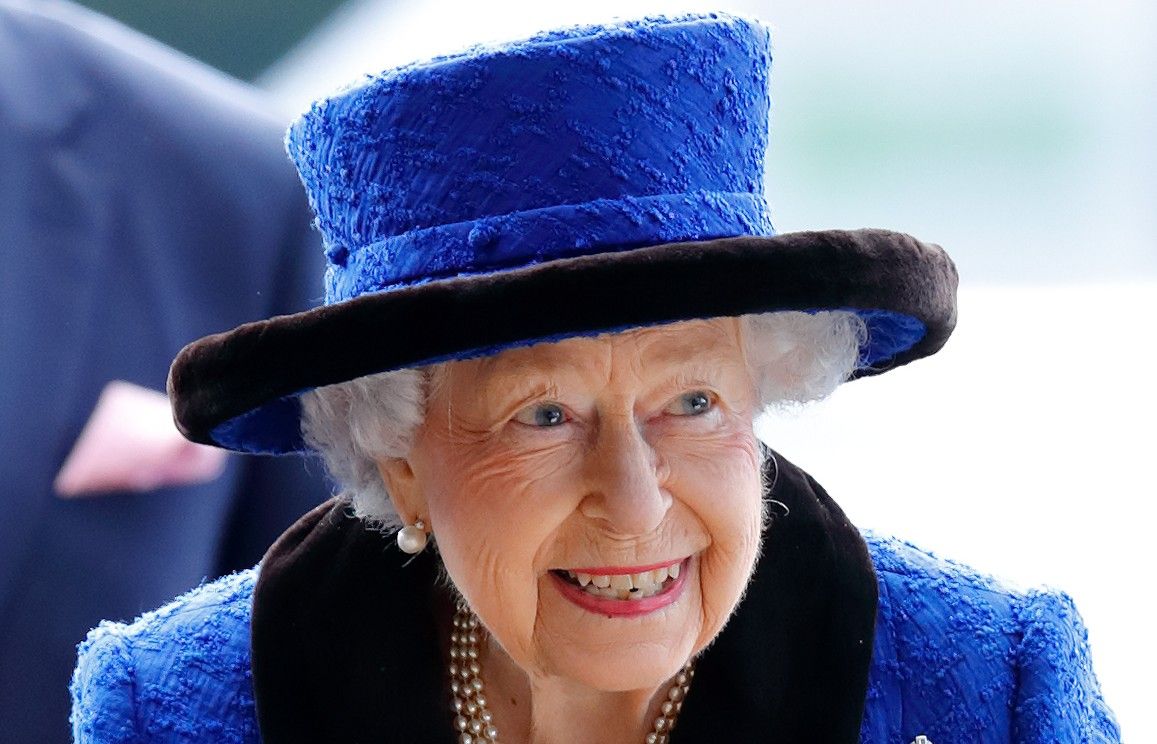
left=0, top=1, right=327, bottom=741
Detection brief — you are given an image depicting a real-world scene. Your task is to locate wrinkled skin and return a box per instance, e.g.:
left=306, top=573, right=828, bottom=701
left=378, top=318, right=764, bottom=743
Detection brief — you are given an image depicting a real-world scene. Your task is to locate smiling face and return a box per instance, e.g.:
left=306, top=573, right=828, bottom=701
left=378, top=317, right=765, bottom=693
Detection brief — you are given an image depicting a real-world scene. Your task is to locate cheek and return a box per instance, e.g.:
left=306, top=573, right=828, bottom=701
left=664, top=431, right=763, bottom=637
left=428, top=443, right=581, bottom=559
left=418, top=440, right=582, bottom=661
left=663, top=427, right=763, bottom=532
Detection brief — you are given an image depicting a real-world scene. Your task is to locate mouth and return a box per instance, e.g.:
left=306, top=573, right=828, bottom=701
left=548, top=558, right=690, bottom=616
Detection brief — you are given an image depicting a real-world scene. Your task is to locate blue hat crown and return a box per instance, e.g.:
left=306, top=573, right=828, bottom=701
left=286, top=13, right=775, bottom=304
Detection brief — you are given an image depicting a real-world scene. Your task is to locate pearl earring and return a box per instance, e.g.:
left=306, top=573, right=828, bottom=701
left=396, top=519, right=428, bottom=554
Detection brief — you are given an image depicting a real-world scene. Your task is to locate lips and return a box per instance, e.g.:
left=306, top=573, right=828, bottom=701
left=549, top=558, right=690, bottom=617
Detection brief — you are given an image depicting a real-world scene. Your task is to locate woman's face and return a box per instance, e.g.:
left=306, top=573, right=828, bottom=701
left=379, top=318, right=765, bottom=692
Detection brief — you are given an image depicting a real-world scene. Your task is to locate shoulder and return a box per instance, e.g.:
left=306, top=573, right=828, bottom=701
left=0, top=1, right=282, bottom=137
left=1010, top=583, right=1120, bottom=742
left=860, top=534, right=1120, bottom=743
left=71, top=569, right=260, bottom=744
left=865, top=532, right=1019, bottom=610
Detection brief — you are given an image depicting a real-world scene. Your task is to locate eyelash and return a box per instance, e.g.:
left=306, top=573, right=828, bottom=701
left=663, top=390, right=717, bottom=417
left=511, top=389, right=718, bottom=429
left=512, top=402, right=569, bottom=428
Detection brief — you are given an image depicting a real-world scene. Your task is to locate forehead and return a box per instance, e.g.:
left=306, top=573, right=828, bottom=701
left=460, top=317, right=746, bottom=383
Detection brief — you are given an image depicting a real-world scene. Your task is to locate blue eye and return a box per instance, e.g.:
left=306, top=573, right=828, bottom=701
left=514, top=402, right=567, bottom=427
left=665, top=391, right=714, bottom=416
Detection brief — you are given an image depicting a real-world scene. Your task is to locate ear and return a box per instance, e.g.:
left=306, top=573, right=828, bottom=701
left=375, top=457, right=428, bottom=527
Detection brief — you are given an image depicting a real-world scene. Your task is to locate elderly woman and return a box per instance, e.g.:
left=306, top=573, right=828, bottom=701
left=71, top=13, right=1118, bottom=744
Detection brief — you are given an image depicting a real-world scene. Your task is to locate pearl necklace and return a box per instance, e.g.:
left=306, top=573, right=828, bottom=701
left=449, top=601, right=695, bottom=744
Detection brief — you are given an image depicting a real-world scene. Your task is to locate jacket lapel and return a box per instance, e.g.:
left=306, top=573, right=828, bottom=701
left=251, top=450, right=877, bottom=743
left=674, top=451, right=879, bottom=742
left=251, top=501, right=455, bottom=743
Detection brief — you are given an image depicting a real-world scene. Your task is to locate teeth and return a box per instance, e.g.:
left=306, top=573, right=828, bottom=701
left=609, top=574, right=633, bottom=593
left=563, top=562, right=684, bottom=600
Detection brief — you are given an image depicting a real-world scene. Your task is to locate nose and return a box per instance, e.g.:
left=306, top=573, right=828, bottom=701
left=578, top=415, right=670, bottom=536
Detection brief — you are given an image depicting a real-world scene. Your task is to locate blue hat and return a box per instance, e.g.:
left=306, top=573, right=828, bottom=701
left=170, top=13, right=957, bottom=455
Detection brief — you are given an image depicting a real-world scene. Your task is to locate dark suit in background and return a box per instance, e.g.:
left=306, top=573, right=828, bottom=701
left=0, top=2, right=328, bottom=740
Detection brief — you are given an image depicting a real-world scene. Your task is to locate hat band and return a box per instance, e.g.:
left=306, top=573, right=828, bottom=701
left=325, top=191, right=774, bottom=303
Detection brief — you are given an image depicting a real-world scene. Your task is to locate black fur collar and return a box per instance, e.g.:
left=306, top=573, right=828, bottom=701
left=251, top=451, right=877, bottom=743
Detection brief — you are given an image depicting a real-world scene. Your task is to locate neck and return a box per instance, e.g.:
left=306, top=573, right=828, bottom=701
left=482, top=637, right=678, bottom=744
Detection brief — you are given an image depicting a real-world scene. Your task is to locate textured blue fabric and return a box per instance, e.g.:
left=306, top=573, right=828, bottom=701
left=859, top=535, right=1120, bottom=743
left=854, top=309, right=927, bottom=369
left=286, top=14, right=775, bottom=302
left=72, top=572, right=260, bottom=744
left=201, top=13, right=933, bottom=454
left=71, top=537, right=1119, bottom=743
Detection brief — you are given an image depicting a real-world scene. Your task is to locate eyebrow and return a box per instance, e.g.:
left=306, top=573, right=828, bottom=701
left=467, top=356, right=578, bottom=412
left=465, top=325, right=745, bottom=399
left=634, top=328, right=744, bottom=370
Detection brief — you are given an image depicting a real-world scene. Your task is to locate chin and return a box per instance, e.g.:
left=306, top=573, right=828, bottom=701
left=543, top=638, right=697, bottom=693
left=530, top=570, right=706, bottom=692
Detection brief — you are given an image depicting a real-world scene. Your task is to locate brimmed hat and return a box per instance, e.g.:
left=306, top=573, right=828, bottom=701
left=169, top=13, right=957, bottom=455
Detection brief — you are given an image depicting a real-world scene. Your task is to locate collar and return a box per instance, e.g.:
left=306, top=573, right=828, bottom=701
left=251, top=450, right=878, bottom=743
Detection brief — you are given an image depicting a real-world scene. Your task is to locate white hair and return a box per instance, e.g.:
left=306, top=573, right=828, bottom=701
left=300, top=311, right=866, bottom=529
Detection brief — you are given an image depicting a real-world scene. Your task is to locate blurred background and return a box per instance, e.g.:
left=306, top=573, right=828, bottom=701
left=31, top=0, right=1157, bottom=739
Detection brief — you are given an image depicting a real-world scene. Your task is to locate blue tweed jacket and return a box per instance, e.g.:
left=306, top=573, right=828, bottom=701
left=72, top=457, right=1119, bottom=743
